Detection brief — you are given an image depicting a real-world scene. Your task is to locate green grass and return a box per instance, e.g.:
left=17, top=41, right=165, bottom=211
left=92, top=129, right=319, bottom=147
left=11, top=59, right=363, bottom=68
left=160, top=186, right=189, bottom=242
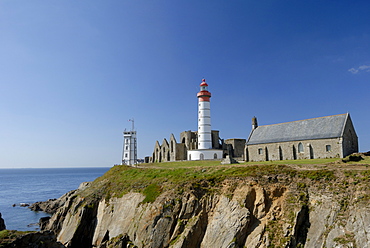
left=80, top=164, right=297, bottom=202
left=298, top=170, right=335, bottom=181
left=78, top=156, right=370, bottom=204
left=142, top=184, right=161, bottom=203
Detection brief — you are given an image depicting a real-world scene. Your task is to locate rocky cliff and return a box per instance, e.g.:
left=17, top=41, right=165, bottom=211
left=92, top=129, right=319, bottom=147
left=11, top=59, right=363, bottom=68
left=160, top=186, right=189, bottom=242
left=40, top=157, right=370, bottom=248
left=0, top=213, right=6, bottom=231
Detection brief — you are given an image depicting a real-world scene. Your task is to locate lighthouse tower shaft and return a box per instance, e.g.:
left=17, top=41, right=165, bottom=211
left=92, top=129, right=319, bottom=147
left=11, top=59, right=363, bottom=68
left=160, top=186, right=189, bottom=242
left=197, top=79, right=212, bottom=149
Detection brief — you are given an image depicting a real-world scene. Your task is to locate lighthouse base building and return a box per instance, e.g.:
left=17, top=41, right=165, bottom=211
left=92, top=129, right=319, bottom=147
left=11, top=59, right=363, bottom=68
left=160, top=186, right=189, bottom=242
left=188, top=149, right=223, bottom=161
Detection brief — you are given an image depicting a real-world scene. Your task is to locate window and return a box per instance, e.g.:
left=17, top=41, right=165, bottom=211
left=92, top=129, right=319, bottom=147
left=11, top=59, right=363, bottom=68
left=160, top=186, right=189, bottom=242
left=125, top=153, right=128, bottom=158
left=214, top=153, right=218, bottom=159
left=258, top=148, right=263, bottom=155
left=326, top=145, right=331, bottom=152
left=278, top=146, right=283, bottom=160
left=125, top=146, right=128, bottom=150
left=200, top=153, right=204, bottom=160
left=298, top=142, right=304, bottom=153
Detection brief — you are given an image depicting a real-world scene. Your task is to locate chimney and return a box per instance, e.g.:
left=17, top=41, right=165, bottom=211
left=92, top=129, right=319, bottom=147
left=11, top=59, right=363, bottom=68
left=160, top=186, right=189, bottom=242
left=252, top=116, right=258, bottom=130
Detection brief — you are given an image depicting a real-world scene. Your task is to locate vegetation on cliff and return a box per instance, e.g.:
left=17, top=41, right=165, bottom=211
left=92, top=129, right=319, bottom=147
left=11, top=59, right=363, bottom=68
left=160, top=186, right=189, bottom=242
left=30, top=152, right=370, bottom=248
left=80, top=154, right=370, bottom=206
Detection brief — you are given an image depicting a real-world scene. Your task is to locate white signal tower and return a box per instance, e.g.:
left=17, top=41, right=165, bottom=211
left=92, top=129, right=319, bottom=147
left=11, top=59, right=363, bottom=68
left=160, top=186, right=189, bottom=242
left=122, top=119, right=137, bottom=166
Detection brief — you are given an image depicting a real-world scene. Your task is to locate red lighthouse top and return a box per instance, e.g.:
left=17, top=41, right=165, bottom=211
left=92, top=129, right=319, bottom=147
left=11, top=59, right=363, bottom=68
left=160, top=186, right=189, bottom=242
left=200, top=78, right=208, bottom=86
left=197, top=78, right=211, bottom=101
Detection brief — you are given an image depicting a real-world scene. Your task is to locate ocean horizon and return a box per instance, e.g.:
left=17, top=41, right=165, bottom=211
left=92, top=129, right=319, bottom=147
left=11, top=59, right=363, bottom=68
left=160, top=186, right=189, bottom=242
left=0, top=167, right=110, bottom=231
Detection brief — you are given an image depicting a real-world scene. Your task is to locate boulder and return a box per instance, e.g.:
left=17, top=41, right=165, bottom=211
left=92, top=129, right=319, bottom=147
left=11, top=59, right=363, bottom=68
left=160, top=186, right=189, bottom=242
left=221, top=155, right=239, bottom=164
left=0, top=212, right=6, bottom=231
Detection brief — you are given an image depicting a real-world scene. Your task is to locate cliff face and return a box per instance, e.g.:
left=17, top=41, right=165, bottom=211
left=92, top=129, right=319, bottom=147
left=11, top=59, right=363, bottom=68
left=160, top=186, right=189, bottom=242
left=0, top=213, right=6, bottom=231
left=42, top=164, right=370, bottom=248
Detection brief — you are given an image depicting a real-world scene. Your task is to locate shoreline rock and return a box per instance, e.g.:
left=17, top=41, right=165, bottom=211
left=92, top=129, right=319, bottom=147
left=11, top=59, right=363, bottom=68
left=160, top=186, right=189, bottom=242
left=29, top=182, right=91, bottom=214
left=0, top=212, right=6, bottom=231
left=6, top=231, right=65, bottom=248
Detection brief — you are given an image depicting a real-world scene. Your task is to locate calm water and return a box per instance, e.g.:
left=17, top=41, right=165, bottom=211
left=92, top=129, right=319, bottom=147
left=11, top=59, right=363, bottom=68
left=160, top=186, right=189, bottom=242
left=0, top=167, right=110, bottom=231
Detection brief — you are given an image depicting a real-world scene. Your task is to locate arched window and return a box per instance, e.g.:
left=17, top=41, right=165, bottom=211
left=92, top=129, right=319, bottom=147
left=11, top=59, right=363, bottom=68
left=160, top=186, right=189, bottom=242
left=189, top=154, right=191, bottom=160
left=214, top=153, right=217, bottom=159
left=200, top=153, right=204, bottom=160
left=293, top=145, right=297, bottom=160
left=171, top=141, right=174, bottom=152
left=279, top=146, right=283, bottom=160
left=298, top=143, right=304, bottom=153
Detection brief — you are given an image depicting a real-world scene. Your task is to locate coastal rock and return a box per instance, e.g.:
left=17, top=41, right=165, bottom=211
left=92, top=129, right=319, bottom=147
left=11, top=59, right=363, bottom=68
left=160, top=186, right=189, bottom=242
left=44, top=182, right=290, bottom=248
left=0, top=213, right=6, bottom=231
left=30, top=182, right=90, bottom=214
left=38, top=167, right=370, bottom=248
left=7, top=231, right=65, bottom=248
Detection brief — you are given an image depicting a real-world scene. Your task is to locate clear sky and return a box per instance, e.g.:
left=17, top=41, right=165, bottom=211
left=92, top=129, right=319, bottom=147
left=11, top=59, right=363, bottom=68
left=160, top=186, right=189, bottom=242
left=1, top=1, right=369, bottom=168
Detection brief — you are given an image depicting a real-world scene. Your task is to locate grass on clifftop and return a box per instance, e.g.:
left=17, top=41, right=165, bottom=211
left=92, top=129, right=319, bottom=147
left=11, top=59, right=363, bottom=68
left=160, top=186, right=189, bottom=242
left=80, top=163, right=296, bottom=202
left=79, top=156, right=370, bottom=204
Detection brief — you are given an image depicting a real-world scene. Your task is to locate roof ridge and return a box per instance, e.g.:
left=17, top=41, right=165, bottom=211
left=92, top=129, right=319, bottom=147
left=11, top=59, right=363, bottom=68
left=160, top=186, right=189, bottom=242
left=257, top=113, right=347, bottom=128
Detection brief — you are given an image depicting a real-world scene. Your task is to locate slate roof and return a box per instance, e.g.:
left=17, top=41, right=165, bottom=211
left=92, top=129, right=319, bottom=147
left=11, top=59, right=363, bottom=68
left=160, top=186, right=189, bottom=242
left=247, top=114, right=349, bottom=145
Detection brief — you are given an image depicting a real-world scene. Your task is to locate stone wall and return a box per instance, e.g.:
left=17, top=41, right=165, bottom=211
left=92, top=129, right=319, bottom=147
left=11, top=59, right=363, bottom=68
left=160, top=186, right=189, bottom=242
left=225, top=139, right=246, bottom=159
left=150, top=130, right=223, bottom=163
left=342, top=116, right=359, bottom=157
left=246, top=138, right=343, bottom=162
left=180, top=131, right=197, bottom=150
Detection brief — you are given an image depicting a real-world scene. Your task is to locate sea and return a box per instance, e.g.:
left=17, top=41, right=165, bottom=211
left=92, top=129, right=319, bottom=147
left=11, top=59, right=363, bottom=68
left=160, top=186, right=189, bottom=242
left=0, top=167, right=110, bottom=231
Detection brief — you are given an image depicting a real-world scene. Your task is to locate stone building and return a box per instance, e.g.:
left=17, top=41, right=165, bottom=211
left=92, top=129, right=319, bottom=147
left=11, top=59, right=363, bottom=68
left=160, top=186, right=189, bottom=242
left=245, top=113, right=358, bottom=162
left=149, top=130, right=223, bottom=163
left=224, top=138, right=247, bottom=160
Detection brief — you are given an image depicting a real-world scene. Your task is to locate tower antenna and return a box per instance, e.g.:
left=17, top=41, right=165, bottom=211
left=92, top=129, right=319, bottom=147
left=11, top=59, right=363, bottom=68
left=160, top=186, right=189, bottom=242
left=129, top=118, right=135, bottom=131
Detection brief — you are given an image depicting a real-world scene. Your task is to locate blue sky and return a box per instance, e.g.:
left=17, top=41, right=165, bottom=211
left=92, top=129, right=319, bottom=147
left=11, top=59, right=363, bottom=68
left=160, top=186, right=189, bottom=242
left=1, top=1, right=369, bottom=168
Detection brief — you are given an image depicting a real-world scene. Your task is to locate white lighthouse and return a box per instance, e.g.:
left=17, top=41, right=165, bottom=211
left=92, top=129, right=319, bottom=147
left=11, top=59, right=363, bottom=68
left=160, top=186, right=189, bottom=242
left=188, top=79, right=223, bottom=160
left=122, top=119, right=137, bottom=166
left=197, top=79, right=212, bottom=149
